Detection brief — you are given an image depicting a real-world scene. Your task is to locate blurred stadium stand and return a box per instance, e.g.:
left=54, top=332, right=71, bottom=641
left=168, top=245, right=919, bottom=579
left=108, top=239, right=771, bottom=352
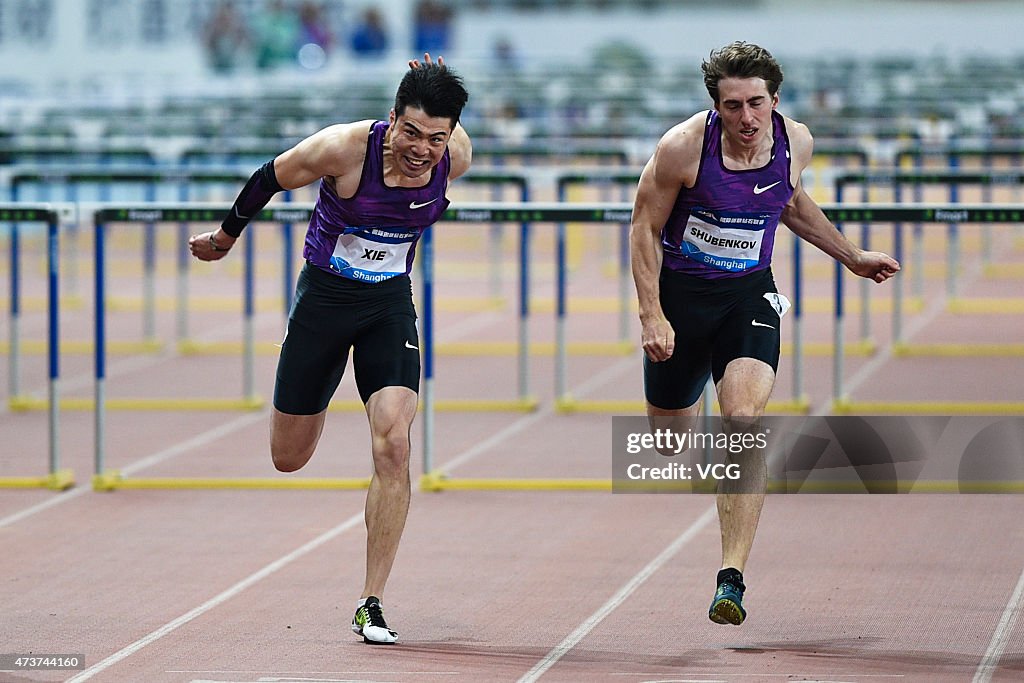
left=0, top=0, right=1022, bottom=156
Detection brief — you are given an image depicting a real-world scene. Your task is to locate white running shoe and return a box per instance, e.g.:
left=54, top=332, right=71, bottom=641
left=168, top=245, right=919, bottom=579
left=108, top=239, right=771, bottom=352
left=351, top=596, right=398, bottom=644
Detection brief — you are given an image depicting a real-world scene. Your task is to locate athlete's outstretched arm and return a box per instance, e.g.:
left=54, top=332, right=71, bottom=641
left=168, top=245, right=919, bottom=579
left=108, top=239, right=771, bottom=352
left=781, top=179, right=900, bottom=284
left=189, top=123, right=367, bottom=261
left=780, top=122, right=899, bottom=283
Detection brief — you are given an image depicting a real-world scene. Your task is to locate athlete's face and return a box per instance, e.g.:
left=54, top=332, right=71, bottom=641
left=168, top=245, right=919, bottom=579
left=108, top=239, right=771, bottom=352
left=715, top=77, right=779, bottom=149
left=388, top=106, right=454, bottom=178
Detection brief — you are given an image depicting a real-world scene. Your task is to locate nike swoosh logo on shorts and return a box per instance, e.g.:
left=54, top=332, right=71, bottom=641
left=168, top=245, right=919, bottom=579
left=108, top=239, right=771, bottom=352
left=751, top=319, right=775, bottom=329
left=405, top=340, right=419, bottom=350
left=753, top=181, right=781, bottom=195
left=409, top=198, right=438, bottom=209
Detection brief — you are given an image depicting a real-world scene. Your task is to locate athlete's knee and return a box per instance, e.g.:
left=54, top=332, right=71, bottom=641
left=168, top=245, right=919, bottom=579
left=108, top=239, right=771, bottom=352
left=269, top=413, right=323, bottom=472
left=370, top=424, right=411, bottom=479
left=646, top=407, right=699, bottom=457
left=720, top=401, right=766, bottom=424
left=270, top=423, right=317, bottom=473
left=271, top=441, right=316, bottom=472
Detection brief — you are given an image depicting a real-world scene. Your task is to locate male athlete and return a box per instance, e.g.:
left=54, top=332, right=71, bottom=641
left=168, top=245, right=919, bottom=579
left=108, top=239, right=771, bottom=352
left=629, top=42, right=899, bottom=626
left=189, top=54, right=471, bottom=644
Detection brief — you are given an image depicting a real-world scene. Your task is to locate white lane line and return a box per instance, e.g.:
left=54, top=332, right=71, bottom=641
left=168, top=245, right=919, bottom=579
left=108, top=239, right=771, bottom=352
left=0, top=486, right=91, bottom=529
left=609, top=674, right=904, bottom=680
left=120, top=409, right=269, bottom=475
left=177, top=673, right=460, bottom=682
left=65, top=511, right=365, bottom=683
left=973, top=564, right=1024, bottom=682
left=516, top=505, right=717, bottom=683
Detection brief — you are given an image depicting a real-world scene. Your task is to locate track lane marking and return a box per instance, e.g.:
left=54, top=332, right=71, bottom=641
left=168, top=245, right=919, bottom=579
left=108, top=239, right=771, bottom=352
left=516, top=505, right=717, bottom=683
left=973, top=564, right=1024, bottom=682
left=65, top=511, right=365, bottom=683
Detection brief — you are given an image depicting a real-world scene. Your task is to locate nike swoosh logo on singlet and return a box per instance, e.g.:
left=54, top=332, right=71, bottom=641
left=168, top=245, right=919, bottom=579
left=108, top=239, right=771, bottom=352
left=753, top=181, right=782, bottom=195
left=409, top=198, right=439, bottom=209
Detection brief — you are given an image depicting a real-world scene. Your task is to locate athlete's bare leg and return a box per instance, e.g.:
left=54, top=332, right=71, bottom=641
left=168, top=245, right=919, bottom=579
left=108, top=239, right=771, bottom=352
left=361, top=385, right=417, bottom=599
left=270, top=409, right=327, bottom=472
left=714, top=357, right=774, bottom=573
left=645, top=395, right=703, bottom=455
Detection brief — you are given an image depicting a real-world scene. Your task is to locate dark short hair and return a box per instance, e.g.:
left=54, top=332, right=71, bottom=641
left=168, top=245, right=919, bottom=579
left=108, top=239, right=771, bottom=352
left=394, top=63, right=469, bottom=126
left=702, top=41, right=784, bottom=104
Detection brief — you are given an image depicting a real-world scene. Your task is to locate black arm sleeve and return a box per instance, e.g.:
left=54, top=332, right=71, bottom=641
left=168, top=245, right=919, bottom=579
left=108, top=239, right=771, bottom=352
left=220, top=159, right=284, bottom=237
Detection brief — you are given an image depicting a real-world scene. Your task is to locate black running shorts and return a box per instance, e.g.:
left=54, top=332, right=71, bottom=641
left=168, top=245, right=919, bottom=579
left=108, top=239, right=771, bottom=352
left=644, top=267, right=786, bottom=410
left=273, top=263, right=420, bottom=414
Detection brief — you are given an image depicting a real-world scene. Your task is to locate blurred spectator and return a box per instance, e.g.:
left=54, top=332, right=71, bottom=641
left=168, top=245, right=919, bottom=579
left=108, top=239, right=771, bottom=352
left=491, top=35, right=520, bottom=73
left=296, top=1, right=332, bottom=69
left=413, top=0, right=453, bottom=54
left=298, top=2, right=332, bottom=52
left=254, top=0, right=300, bottom=70
left=350, top=7, right=389, bottom=58
left=201, top=1, right=250, bottom=74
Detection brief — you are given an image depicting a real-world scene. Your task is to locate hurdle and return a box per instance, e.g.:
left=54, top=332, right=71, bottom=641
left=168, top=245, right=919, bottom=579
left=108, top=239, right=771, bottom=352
left=439, top=169, right=531, bottom=312
left=4, top=166, right=255, bottom=358
left=830, top=203, right=1024, bottom=415
left=90, top=200, right=551, bottom=490
left=835, top=170, right=1024, bottom=357
left=85, top=203, right=329, bottom=414
left=555, top=169, right=641, bottom=360
left=420, top=202, right=624, bottom=492
left=0, top=203, right=74, bottom=489
left=419, top=201, right=814, bottom=491
left=895, top=140, right=1024, bottom=270
left=88, top=203, right=355, bottom=491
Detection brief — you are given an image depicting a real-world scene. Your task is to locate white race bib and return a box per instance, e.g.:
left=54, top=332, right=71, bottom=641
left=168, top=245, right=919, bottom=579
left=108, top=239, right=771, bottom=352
left=680, top=211, right=766, bottom=272
left=329, top=227, right=417, bottom=283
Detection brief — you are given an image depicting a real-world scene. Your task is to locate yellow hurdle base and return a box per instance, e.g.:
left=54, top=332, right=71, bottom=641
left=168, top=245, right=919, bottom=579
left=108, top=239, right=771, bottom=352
left=791, top=340, right=876, bottom=357
left=983, top=263, right=1024, bottom=278
left=420, top=472, right=610, bottom=492
left=948, top=298, right=1024, bottom=314
left=420, top=473, right=1024, bottom=494
left=0, top=339, right=164, bottom=355
left=553, top=396, right=811, bottom=415
left=92, top=470, right=371, bottom=491
left=9, top=396, right=265, bottom=412
left=766, top=479, right=1024, bottom=494
left=178, top=340, right=283, bottom=355
left=328, top=397, right=540, bottom=413
left=894, top=342, right=1024, bottom=357
left=435, top=340, right=635, bottom=356
left=833, top=399, right=1024, bottom=415
left=0, top=469, right=75, bottom=490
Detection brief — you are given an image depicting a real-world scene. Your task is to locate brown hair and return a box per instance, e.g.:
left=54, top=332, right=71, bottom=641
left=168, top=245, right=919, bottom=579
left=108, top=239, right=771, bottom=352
left=702, top=41, right=784, bottom=104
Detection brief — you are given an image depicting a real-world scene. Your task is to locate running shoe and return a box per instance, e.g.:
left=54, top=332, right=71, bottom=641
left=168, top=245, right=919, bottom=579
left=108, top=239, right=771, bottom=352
left=351, top=596, right=398, bottom=644
left=708, top=580, right=746, bottom=625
